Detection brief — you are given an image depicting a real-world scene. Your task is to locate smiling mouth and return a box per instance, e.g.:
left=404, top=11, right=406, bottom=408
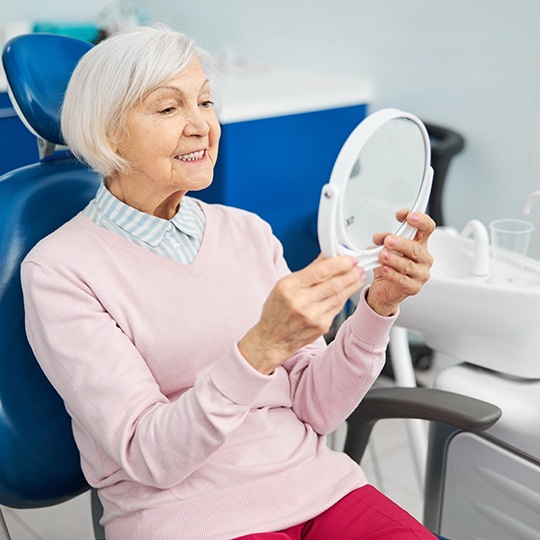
left=176, top=150, right=205, bottom=162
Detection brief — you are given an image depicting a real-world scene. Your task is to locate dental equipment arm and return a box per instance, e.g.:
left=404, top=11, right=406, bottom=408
left=460, top=219, right=490, bottom=277
left=523, top=190, right=540, bottom=215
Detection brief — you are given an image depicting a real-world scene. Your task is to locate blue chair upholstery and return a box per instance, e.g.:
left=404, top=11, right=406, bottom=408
left=0, top=159, right=99, bottom=508
left=0, top=33, right=101, bottom=537
left=3, top=33, right=92, bottom=146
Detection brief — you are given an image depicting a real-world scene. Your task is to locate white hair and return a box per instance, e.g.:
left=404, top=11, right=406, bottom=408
left=61, top=24, right=216, bottom=178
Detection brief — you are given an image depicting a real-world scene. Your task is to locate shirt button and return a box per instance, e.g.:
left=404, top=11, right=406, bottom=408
left=166, top=223, right=173, bottom=231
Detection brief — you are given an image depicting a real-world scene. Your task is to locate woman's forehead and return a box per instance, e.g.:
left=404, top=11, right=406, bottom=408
left=145, top=58, right=210, bottom=98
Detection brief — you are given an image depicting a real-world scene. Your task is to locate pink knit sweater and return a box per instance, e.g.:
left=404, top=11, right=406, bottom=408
left=21, top=202, right=395, bottom=540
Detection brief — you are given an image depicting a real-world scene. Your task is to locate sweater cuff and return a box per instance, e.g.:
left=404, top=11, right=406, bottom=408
left=348, top=287, right=398, bottom=345
left=209, top=344, right=275, bottom=406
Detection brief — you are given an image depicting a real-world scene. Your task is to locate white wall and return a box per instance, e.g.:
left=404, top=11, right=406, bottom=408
left=0, top=0, right=113, bottom=21
left=128, top=0, right=540, bottom=258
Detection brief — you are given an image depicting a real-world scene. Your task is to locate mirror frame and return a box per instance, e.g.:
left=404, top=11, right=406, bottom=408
left=318, top=108, right=433, bottom=270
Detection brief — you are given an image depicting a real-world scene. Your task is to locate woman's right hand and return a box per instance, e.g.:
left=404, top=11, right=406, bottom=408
left=238, top=255, right=366, bottom=375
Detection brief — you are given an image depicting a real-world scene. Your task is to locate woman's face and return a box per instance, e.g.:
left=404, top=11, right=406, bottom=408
left=112, top=55, right=221, bottom=217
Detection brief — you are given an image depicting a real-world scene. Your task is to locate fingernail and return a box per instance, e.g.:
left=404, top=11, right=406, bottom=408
left=387, top=237, right=397, bottom=247
left=410, top=213, right=419, bottom=222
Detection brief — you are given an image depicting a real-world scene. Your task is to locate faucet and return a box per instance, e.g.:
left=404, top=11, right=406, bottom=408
left=460, top=219, right=490, bottom=277
left=523, top=190, right=540, bottom=215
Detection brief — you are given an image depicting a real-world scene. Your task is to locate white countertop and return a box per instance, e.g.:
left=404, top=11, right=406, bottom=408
left=215, top=62, right=372, bottom=124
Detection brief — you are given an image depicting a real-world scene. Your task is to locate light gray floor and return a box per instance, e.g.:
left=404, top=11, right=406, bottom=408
left=0, top=374, right=434, bottom=539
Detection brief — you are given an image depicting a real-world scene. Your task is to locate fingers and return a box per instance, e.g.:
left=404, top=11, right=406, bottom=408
left=366, top=212, right=435, bottom=316
left=373, top=216, right=434, bottom=300
left=372, top=207, right=410, bottom=247
left=383, top=213, right=434, bottom=264
left=372, top=231, right=390, bottom=247
left=318, top=267, right=365, bottom=313
left=372, top=211, right=435, bottom=247
left=382, top=235, right=432, bottom=275
left=384, top=233, right=430, bottom=264
left=374, top=260, right=427, bottom=298
left=395, top=208, right=410, bottom=221
left=297, top=255, right=358, bottom=287
left=289, top=256, right=365, bottom=314
left=405, top=211, right=436, bottom=243
left=239, top=254, right=367, bottom=372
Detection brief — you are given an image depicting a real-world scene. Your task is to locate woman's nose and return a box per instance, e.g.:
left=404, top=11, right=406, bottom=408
left=184, top=107, right=210, bottom=136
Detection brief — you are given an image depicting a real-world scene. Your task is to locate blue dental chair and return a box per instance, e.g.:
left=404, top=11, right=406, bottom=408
left=0, top=33, right=500, bottom=540
left=0, top=34, right=103, bottom=539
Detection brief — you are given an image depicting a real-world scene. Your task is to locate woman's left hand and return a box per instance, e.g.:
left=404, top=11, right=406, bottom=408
left=366, top=210, right=435, bottom=317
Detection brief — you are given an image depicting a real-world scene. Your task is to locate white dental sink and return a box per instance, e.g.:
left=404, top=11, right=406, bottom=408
left=397, top=226, right=540, bottom=379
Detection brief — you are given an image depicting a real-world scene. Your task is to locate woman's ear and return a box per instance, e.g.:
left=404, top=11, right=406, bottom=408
left=111, top=124, right=131, bottom=157
left=106, top=129, right=119, bottom=155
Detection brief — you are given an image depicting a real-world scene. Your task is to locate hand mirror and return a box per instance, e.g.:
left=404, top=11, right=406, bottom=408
left=318, top=108, right=433, bottom=270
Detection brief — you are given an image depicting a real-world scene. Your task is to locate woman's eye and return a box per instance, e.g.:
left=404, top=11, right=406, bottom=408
left=200, top=100, right=215, bottom=109
left=159, top=106, right=176, bottom=115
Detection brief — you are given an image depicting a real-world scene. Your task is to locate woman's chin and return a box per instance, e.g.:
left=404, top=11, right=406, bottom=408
left=188, top=174, right=214, bottom=192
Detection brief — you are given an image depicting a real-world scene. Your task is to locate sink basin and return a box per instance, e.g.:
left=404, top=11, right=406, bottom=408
left=397, top=226, right=540, bottom=379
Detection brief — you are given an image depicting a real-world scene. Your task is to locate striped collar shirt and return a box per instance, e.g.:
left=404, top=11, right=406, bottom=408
left=83, top=182, right=205, bottom=264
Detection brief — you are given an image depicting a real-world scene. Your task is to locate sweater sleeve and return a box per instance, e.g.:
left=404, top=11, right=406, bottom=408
left=262, top=222, right=396, bottom=436
left=21, top=261, right=275, bottom=490
left=283, top=288, right=397, bottom=436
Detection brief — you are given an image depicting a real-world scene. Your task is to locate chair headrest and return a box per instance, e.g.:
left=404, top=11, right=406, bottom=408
left=2, top=33, right=93, bottom=146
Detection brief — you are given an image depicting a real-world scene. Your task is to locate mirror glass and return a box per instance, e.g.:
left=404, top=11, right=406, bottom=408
left=341, top=117, right=428, bottom=250
left=318, top=108, right=433, bottom=269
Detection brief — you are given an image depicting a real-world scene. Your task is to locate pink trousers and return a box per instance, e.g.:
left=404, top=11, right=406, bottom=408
left=234, top=485, right=437, bottom=539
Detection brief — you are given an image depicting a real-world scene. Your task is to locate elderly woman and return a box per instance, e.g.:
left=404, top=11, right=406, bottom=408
left=21, top=25, right=436, bottom=540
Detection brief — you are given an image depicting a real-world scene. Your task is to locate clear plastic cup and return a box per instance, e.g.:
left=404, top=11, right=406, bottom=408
left=489, top=219, right=534, bottom=284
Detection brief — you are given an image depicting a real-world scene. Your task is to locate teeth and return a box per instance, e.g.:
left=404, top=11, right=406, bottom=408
left=177, top=150, right=204, bottom=162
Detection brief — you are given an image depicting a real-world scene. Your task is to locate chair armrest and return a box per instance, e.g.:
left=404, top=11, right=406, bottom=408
left=343, top=387, right=502, bottom=463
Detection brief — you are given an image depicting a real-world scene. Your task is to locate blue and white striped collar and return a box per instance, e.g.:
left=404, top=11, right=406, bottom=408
left=93, top=182, right=202, bottom=247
